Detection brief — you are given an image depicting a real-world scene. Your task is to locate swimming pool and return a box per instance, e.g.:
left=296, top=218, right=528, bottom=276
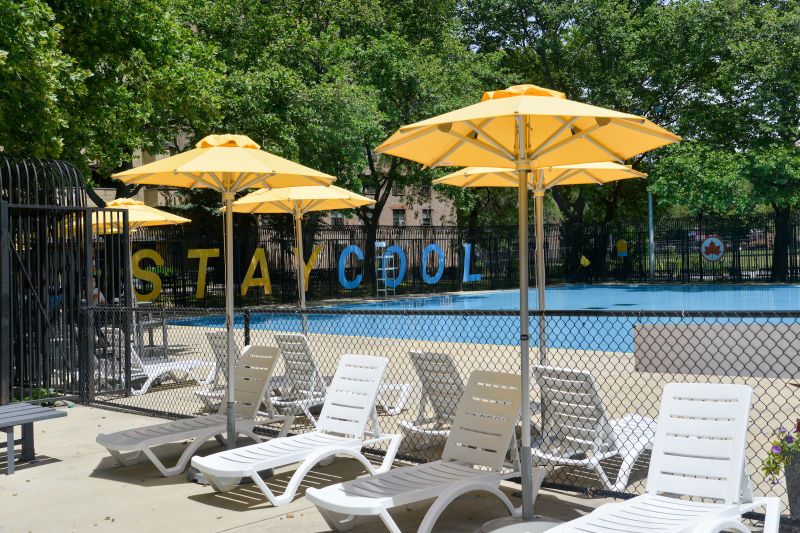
left=175, top=285, right=800, bottom=352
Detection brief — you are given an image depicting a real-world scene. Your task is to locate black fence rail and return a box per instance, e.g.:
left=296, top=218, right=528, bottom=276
left=130, top=212, right=800, bottom=307
left=82, top=305, right=800, bottom=521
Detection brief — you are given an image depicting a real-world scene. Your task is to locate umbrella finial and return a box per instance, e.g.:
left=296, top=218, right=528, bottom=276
left=196, top=134, right=260, bottom=150
left=482, top=84, right=567, bottom=101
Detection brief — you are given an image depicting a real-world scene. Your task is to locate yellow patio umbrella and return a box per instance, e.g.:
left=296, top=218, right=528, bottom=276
left=377, top=84, right=678, bottom=523
left=232, top=186, right=375, bottom=330
left=112, top=134, right=336, bottom=449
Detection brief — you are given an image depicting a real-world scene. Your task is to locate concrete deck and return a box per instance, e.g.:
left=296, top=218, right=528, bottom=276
left=0, top=405, right=769, bottom=533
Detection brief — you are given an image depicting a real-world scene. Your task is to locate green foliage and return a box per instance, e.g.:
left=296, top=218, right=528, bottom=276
left=12, top=387, right=58, bottom=404
left=0, top=0, right=86, bottom=157
left=649, top=142, right=750, bottom=216
left=762, top=420, right=800, bottom=483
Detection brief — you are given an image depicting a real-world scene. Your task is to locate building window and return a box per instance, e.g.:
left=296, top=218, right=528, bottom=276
left=392, top=184, right=405, bottom=196
left=392, top=209, right=406, bottom=227
left=362, top=185, right=376, bottom=196
left=330, top=212, right=344, bottom=226
left=422, top=209, right=432, bottom=227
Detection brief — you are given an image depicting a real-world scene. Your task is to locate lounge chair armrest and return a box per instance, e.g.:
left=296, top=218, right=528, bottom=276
left=361, top=433, right=402, bottom=474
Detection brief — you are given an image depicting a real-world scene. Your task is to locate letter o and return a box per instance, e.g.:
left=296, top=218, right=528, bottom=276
left=421, top=244, right=444, bottom=284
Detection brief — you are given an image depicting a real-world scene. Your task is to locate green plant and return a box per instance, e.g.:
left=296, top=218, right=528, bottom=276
left=12, top=387, right=58, bottom=404
left=762, top=419, right=800, bottom=483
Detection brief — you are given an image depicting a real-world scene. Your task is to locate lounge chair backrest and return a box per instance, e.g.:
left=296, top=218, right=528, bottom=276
left=275, top=333, right=327, bottom=398
left=646, top=383, right=752, bottom=504
left=535, top=365, right=616, bottom=455
left=409, top=351, right=464, bottom=422
left=442, top=371, right=522, bottom=470
left=316, top=354, right=388, bottom=438
left=217, top=345, right=281, bottom=419
left=206, top=331, right=240, bottom=387
left=102, top=327, right=144, bottom=372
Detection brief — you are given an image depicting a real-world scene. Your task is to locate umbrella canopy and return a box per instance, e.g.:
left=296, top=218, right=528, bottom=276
left=377, top=85, right=678, bottom=524
left=96, top=198, right=190, bottom=232
left=112, top=134, right=337, bottom=450
left=112, top=134, right=336, bottom=190
left=377, top=85, right=679, bottom=169
left=232, top=186, right=374, bottom=318
left=433, top=162, right=646, bottom=189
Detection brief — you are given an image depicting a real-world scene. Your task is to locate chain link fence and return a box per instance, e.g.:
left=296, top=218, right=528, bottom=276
left=82, top=305, right=800, bottom=523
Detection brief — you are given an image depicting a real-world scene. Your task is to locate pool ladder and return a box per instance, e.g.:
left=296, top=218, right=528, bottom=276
left=375, top=241, right=396, bottom=298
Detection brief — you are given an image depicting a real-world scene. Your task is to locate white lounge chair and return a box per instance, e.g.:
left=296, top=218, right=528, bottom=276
left=190, top=354, right=402, bottom=507
left=306, top=370, right=546, bottom=533
left=546, top=383, right=781, bottom=533
left=273, top=333, right=411, bottom=418
left=533, top=365, right=656, bottom=491
left=96, top=345, right=291, bottom=477
left=398, top=350, right=465, bottom=448
left=101, top=327, right=215, bottom=396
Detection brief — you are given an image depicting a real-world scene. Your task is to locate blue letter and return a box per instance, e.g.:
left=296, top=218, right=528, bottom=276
left=421, top=243, right=444, bottom=284
left=338, top=245, right=363, bottom=289
left=384, top=245, right=406, bottom=288
left=462, top=243, right=481, bottom=282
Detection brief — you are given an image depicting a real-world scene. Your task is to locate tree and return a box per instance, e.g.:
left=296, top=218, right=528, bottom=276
left=0, top=0, right=86, bottom=157
left=46, top=0, right=224, bottom=180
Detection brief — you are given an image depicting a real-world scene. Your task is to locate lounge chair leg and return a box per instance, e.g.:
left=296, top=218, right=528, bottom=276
left=418, top=483, right=516, bottom=533
left=611, top=448, right=642, bottom=492
left=589, top=456, right=614, bottom=490
left=108, top=449, right=143, bottom=467
left=761, top=498, right=782, bottom=533
left=318, top=507, right=357, bottom=531
left=377, top=509, right=403, bottom=533
left=205, top=472, right=242, bottom=492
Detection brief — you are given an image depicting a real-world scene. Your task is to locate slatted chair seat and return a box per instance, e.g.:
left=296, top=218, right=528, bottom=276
left=306, top=370, right=548, bottom=533
left=191, top=354, right=402, bottom=508
left=547, top=383, right=781, bottom=533
left=96, top=345, right=290, bottom=477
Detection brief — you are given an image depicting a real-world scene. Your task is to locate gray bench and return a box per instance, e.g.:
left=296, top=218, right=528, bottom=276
left=1, top=403, right=67, bottom=474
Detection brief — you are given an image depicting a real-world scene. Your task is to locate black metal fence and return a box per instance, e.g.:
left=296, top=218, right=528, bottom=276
left=82, top=305, right=800, bottom=522
left=131, top=212, right=800, bottom=307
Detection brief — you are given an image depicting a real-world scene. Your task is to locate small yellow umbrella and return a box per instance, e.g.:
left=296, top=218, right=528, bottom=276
left=377, top=84, right=678, bottom=522
left=112, top=134, right=337, bottom=449
left=233, top=186, right=375, bottom=325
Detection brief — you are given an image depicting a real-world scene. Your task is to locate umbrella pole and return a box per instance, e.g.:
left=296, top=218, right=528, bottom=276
left=224, top=193, right=236, bottom=450
left=535, top=187, right=547, bottom=365
left=517, top=169, right=535, bottom=521
left=294, top=213, right=308, bottom=335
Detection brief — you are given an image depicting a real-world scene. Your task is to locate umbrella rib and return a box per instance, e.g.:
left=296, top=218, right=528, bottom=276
left=231, top=172, right=248, bottom=191
left=443, top=130, right=511, bottom=161
left=582, top=134, right=625, bottom=163
left=304, top=199, right=327, bottom=214
left=547, top=169, right=584, bottom=188
left=238, top=173, right=277, bottom=190
left=610, top=118, right=682, bottom=142
left=123, top=172, right=155, bottom=185
left=464, top=119, right=513, bottom=159
left=530, top=117, right=578, bottom=159
left=249, top=201, right=267, bottom=214
left=207, top=172, right=226, bottom=191
left=492, top=171, right=521, bottom=187
left=533, top=122, right=605, bottom=161
left=375, top=126, right=438, bottom=153
left=429, top=140, right=465, bottom=168
left=461, top=174, right=488, bottom=188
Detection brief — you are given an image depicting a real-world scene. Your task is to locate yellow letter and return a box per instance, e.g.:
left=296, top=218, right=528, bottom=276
left=292, top=245, right=322, bottom=290
left=132, top=249, right=163, bottom=302
left=241, top=248, right=272, bottom=296
left=187, top=248, right=220, bottom=299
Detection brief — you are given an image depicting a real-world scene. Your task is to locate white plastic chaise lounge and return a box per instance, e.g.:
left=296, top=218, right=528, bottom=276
left=306, top=370, right=548, bottom=533
left=190, top=353, right=402, bottom=507
left=398, top=350, right=465, bottom=448
left=273, top=333, right=412, bottom=417
left=101, top=327, right=215, bottom=396
left=546, top=383, right=781, bottom=533
left=96, top=345, right=291, bottom=477
left=533, top=365, right=657, bottom=492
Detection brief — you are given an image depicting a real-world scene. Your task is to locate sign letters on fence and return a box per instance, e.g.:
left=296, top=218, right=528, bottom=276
left=132, top=242, right=484, bottom=300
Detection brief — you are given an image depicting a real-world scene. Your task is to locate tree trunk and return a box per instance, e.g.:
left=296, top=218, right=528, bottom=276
left=772, top=204, right=791, bottom=282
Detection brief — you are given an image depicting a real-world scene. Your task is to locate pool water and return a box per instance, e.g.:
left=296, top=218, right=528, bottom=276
left=176, top=285, right=800, bottom=352
left=332, top=285, right=800, bottom=312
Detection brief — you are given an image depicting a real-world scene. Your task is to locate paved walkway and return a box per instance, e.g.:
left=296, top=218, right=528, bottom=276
left=0, top=405, right=768, bottom=532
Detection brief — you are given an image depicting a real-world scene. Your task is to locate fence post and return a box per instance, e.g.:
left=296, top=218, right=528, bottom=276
left=78, top=309, right=94, bottom=403
left=0, top=201, right=10, bottom=405
left=243, top=308, right=251, bottom=346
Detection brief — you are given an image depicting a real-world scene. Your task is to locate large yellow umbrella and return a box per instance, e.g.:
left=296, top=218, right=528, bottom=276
left=433, top=161, right=646, bottom=188
left=233, top=185, right=375, bottom=329
left=377, top=85, right=678, bottom=522
left=113, top=134, right=336, bottom=448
